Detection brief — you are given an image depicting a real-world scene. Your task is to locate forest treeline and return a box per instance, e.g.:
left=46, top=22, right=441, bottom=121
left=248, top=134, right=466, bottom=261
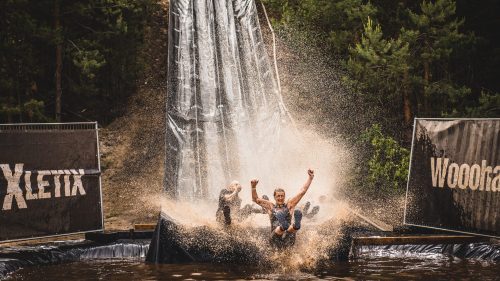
left=1, top=0, right=498, bottom=194
left=263, top=0, right=499, bottom=193
left=264, top=0, right=499, bottom=122
left=0, top=0, right=158, bottom=123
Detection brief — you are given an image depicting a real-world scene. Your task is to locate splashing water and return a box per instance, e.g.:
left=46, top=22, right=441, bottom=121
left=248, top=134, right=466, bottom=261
left=146, top=193, right=358, bottom=270
left=160, top=0, right=378, bottom=270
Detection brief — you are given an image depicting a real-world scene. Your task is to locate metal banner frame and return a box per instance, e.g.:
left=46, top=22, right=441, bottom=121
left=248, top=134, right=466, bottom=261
left=0, top=122, right=104, bottom=243
left=403, top=118, right=500, bottom=238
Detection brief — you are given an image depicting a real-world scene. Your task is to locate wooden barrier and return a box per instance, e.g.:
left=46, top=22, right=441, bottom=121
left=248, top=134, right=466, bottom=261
left=353, top=235, right=490, bottom=246
left=134, top=224, right=157, bottom=231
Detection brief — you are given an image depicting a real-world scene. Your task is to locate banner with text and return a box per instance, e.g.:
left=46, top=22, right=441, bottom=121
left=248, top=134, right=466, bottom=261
left=404, top=119, right=500, bottom=237
left=0, top=123, right=103, bottom=241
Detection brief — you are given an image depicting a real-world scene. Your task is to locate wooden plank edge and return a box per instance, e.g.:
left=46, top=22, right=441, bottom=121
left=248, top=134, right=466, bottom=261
left=353, top=235, right=490, bottom=246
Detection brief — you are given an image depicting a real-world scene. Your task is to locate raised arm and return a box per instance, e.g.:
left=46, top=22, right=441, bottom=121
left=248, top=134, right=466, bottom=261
left=287, top=169, right=314, bottom=209
left=251, top=179, right=273, bottom=211
left=222, top=181, right=241, bottom=201
left=224, top=187, right=240, bottom=201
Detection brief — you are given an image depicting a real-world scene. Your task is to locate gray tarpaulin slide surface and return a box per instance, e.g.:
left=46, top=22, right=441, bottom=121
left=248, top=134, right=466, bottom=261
left=165, top=0, right=289, bottom=199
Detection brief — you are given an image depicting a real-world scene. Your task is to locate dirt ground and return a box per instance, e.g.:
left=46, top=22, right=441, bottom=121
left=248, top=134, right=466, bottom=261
left=99, top=0, right=169, bottom=230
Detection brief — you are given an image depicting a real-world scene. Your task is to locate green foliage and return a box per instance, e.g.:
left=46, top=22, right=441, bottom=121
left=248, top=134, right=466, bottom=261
left=263, top=0, right=376, bottom=55
left=23, top=99, right=50, bottom=122
left=0, top=0, right=42, bottom=122
left=1, top=0, right=498, bottom=196
left=261, top=0, right=498, bottom=198
left=361, top=124, right=410, bottom=192
left=0, top=104, right=21, bottom=118
left=72, top=48, right=106, bottom=80
left=465, top=90, right=500, bottom=117
left=346, top=17, right=410, bottom=109
left=405, top=0, right=475, bottom=116
left=327, top=0, right=377, bottom=55
left=408, top=0, right=467, bottom=62
left=264, top=0, right=496, bottom=127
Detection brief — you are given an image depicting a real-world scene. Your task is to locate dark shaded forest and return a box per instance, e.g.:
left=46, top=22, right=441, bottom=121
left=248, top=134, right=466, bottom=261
left=264, top=0, right=499, bottom=122
left=1, top=0, right=498, bottom=193
left=1, top=0, right=157, bottom=123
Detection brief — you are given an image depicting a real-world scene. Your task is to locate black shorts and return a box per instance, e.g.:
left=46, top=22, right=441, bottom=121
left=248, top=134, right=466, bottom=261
left=269, top=232, right=296, bottom=248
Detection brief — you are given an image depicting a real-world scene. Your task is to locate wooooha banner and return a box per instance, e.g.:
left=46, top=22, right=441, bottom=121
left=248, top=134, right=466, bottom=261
left=404, top=119, right=500, bottom=238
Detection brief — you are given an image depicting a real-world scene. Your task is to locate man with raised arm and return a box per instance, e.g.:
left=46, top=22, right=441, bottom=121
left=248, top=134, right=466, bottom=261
left=216, top=180, right=264, bottom=226
left=216, top=180, right=242, bottom=226
left=251, top=169, right=315, bottom=246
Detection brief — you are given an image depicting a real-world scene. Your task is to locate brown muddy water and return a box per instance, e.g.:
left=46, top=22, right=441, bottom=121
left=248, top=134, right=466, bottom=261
left=4, top=252, right=499, bottom=281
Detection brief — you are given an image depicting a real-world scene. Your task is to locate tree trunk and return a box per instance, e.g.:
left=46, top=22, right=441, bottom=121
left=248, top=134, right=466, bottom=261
left=16, top=66, right=23, bottom=122
left=403, top=69, right=412, bottom=124
left=423, top=59, right=430, bottom=115
left=17, top=90, right=22, bottom=122
left=54, top=0, right=62, bottom=122
left=403, top=69, right=412, bottom=143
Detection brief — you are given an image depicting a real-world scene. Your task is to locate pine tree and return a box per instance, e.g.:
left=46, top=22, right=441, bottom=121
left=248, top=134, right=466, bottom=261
left=346, top=17, right=411, bottom=134
left=0, top=0, right=47, bottom=122
left=264, top=0, right=376, bottom=56
left=327, top=0, right=377, bottom=55
left=407, top=0, right=473, bottom=116
left=0, top=0, right=153, bottom=123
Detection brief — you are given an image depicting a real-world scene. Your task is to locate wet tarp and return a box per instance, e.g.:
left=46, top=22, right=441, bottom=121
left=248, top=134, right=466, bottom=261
left=145, top=212, right=354, bottom=264
left=165, top=0, right=288, bottom=199
left=145, top=212, right=267, bottom=264
left=358, top=242, right=500, bottom=262
left=0, top=240, right=150, bottom=278
left=1, top=236, right=497, bottom=278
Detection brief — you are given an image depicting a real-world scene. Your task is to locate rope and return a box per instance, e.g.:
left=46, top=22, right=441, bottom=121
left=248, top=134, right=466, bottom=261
left=260, top=2, right=299, bottom=131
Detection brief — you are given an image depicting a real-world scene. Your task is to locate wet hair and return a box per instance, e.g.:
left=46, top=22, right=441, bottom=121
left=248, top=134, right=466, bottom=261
left=273, top=188, right=285, bottom=196
left=228, top=180, right=240, bottom=191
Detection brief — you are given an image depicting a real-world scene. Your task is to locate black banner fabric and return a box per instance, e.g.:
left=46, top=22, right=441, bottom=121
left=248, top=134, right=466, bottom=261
left=0, top=123, right=103, bottom=241
left=405, top=119, right=500, bottom=237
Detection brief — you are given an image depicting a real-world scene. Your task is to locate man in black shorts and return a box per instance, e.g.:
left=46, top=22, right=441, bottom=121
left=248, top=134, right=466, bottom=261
left=251, top=169, right=315, bottom=246
left=216, top=180, right=271, bottom=226
left=216, top=181, right=242, bottom=226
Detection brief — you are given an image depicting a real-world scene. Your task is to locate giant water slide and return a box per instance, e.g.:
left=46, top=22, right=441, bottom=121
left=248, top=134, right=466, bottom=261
left=162, top=0, right=393, bottom=231
left=148, top=0, right=357, bottom=263
left=146, top=0, right=403, bottom=264
left=165, top=0, right=288, bottom=199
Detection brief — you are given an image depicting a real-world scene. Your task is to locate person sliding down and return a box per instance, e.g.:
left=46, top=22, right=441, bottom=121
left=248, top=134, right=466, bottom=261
left=216, top=180, right=267, bottom=226
left=251, top=169, right=315, bottom=247
left=216, top=181, right=242, bottom=226
left=302, top=200, right=320, bottom=219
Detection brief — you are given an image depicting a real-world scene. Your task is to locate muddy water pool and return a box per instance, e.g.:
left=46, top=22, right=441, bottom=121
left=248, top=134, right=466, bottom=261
left=5, top=251, right=498, bottom=281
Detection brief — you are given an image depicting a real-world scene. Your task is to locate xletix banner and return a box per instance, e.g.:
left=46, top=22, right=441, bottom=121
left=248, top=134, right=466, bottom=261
left=0, top=123, right=103, bottom=241
left=405, top=119, right=500, bottom=237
